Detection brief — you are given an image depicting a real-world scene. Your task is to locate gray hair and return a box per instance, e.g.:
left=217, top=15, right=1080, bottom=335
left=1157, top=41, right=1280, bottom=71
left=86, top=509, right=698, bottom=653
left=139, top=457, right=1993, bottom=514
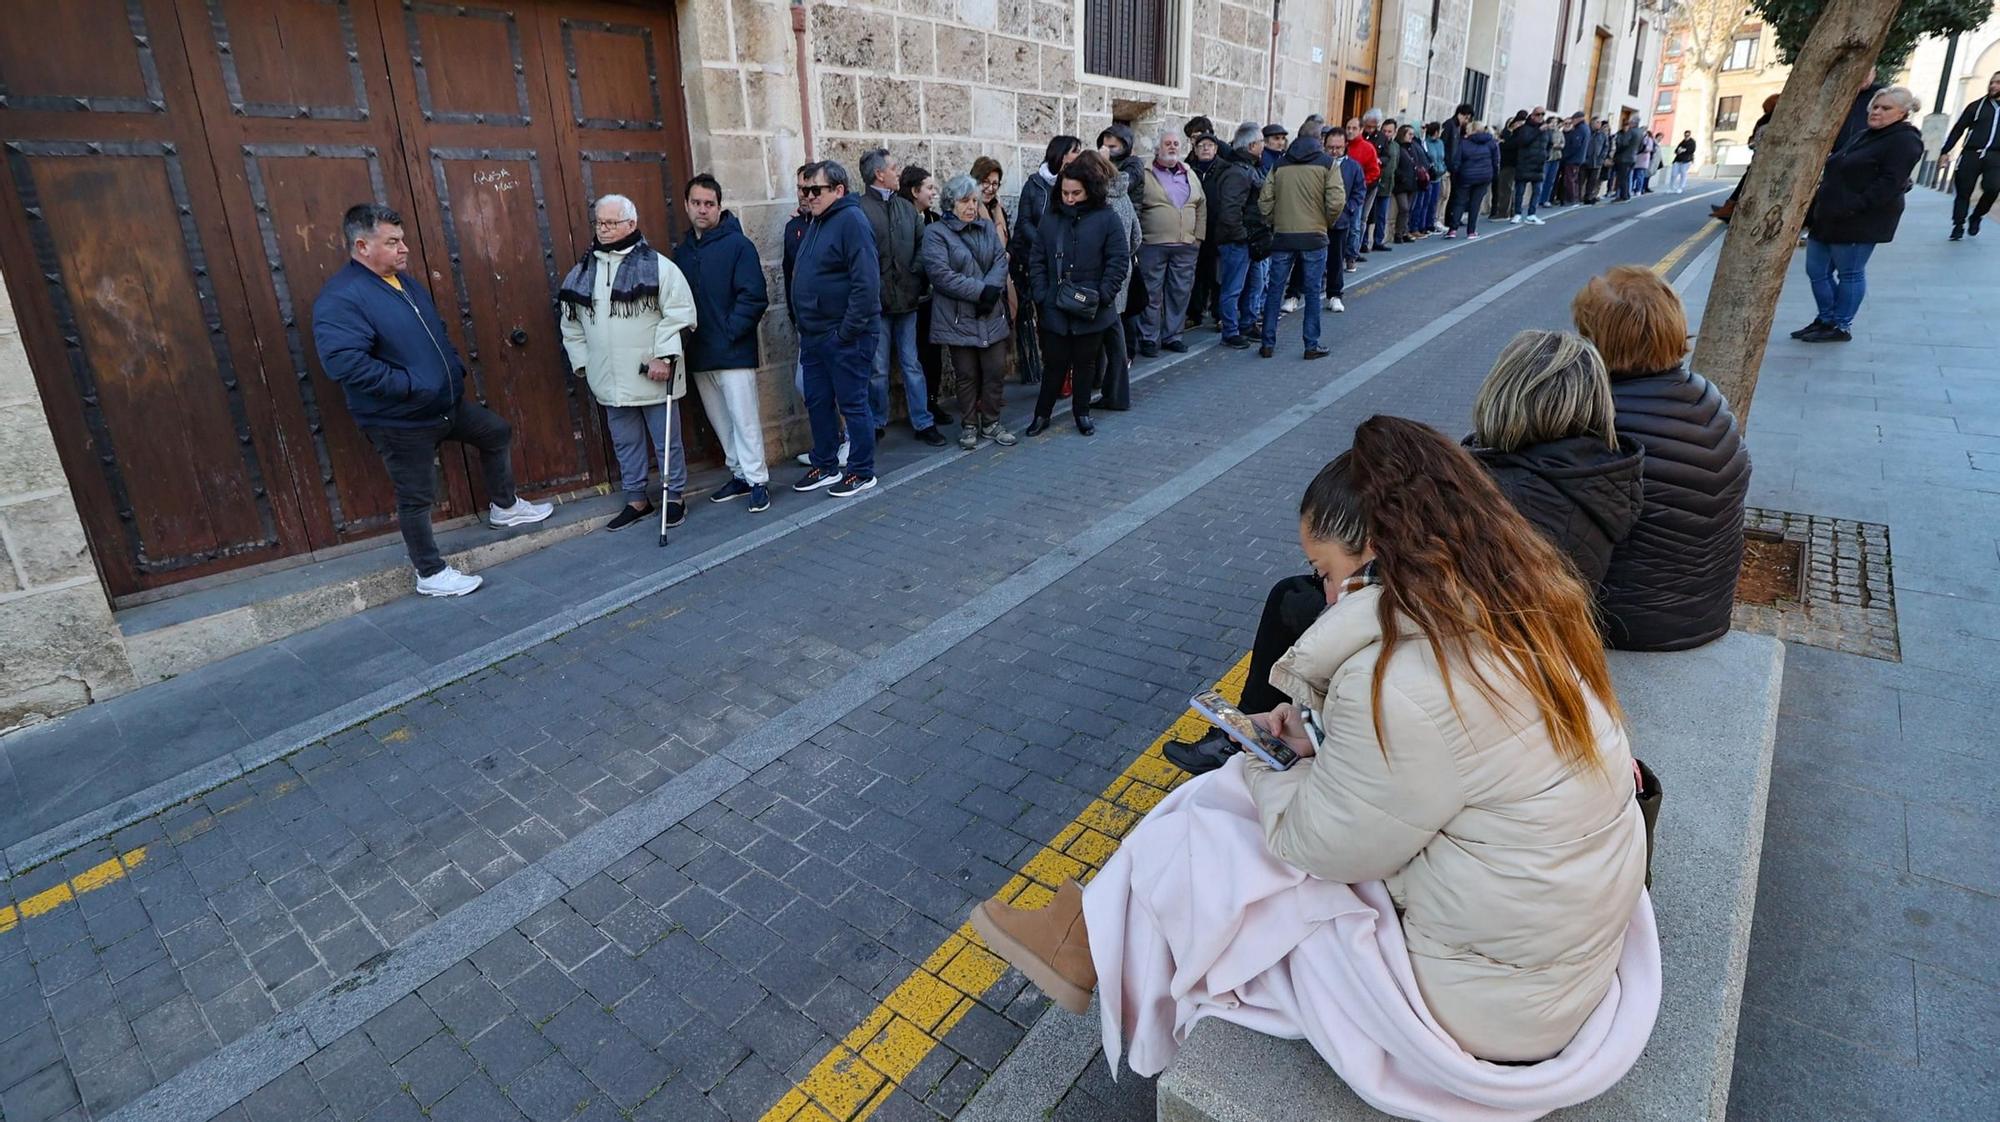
left=341, top=203, right=401, bottom=248
left=593, top=193, right=637, bottom=221
left=1872, top=85, right=1921, bottom=116
left=1472, top=330, right=1617, bottom=452
left=1361, top=107, right=1384, bottom=126
left=858, top=147, right=892, bottom=187
left=1155, top=128, right=1182, bottom=149
left=1298, top=114, right=1326, bottom=138
left=1232, top=121, right=1261, bottom=150
left=941, top=173, right=980, bottom=206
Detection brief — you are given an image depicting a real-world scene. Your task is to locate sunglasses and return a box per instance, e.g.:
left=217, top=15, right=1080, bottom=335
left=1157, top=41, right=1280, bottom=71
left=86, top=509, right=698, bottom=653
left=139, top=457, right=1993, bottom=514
left=800, top=184, right=837, bottom=197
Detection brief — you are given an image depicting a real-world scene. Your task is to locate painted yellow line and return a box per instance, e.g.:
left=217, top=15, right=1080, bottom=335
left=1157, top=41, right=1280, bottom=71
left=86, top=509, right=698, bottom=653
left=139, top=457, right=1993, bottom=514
left=0, top=847, right=149, bottom=933
left=1348, top=252, right=1449, bottom=299
left=757, top=655, right=1253, bottom=1122
left=1652, top=222, right=1719, bottom=278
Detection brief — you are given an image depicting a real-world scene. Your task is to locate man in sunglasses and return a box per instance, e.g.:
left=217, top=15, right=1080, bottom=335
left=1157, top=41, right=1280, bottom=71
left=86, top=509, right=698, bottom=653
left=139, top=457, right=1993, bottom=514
left=789, top=161, right=881, bottom=498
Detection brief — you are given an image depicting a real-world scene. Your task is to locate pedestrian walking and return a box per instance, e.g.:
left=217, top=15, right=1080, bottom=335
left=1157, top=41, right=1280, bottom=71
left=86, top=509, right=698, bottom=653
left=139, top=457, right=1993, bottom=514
left=1134, top=130, right=1206, bottom=356
left=922, top=174, right=1018, bottom=450
left=675, top=174, right=773, bottom=515
left=1011, top=136, right=1085, bottom=387
left=1571, top=266, right=1750, bottom=652
left=1208, top=122, right=1268, bottom=348
left=1509, top=109, right=1551, bottom=225
left=1026, top=157, right=1130, bottom=438
left=857, top=148, right=944, bottom=447
left=1446, top=122, right=1498, bottom=239
left=1797, top=87, right=1926, bottom=342
left=790, top=160, right=882, bottom=499
left=1943, top=71, right=2000, bottom=240
left=1324, top=128, right=1364, bottom=313
left=558, top=194, right=698, bottom=535
left=1255, top=129, right=1342, bottom=360
left=1669, top=132, right=1696, bottom=193
left=312, top=204, right=552, bottom=596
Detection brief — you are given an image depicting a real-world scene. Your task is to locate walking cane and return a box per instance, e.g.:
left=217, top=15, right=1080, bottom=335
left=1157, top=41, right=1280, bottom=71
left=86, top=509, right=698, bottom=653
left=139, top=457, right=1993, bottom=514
left=658, top=361, right=677, bottom=548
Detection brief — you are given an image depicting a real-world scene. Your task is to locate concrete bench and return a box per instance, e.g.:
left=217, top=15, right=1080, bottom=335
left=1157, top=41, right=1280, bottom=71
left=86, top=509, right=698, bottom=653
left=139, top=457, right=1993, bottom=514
left=1157, top=630, right=1785, bottom=1122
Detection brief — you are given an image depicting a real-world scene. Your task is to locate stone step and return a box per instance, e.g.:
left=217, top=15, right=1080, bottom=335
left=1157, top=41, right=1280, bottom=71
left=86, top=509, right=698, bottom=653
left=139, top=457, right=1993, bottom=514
left=1157, top=630, right=1785, bottom=1122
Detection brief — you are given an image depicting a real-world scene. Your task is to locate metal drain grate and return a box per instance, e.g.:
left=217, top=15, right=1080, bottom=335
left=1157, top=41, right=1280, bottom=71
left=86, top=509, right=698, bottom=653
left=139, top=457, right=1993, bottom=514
left=1732, top=508, right=1900, bottom=660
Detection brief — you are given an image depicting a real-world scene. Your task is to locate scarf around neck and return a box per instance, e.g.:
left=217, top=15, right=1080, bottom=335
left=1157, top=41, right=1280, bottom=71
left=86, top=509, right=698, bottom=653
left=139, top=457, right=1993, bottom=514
left=558, top=228, right=660, bottom=321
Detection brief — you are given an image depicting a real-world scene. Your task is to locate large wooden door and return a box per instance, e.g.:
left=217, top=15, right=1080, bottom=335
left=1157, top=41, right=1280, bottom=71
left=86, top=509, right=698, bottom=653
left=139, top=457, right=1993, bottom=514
left=0, top=0, right=690, bottom=597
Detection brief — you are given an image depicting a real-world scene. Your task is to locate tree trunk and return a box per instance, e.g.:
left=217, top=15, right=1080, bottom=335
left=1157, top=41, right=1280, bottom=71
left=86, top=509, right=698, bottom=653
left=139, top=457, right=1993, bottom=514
left=1699, top=71, right=1721, bottom=173
left=1689, top=0, right=1901, bottom=423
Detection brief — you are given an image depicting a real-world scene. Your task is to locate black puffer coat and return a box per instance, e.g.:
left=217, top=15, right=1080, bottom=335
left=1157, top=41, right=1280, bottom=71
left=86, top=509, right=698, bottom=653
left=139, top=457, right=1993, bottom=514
left=1597, top=367, right=1752, bottom=651
left=1806, top=121, right=1924, bottom=245
left=1469, top=434, right=1646, bottom=591
left=1512, top=123, right=1552, bottom=179
left=1031, top=199, right=1131, bottom=335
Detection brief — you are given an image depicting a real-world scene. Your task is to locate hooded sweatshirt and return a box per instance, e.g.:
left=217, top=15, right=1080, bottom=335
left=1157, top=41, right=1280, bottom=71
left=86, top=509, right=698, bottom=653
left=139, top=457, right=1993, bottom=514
left=1258, top=135, right=1344, bottom=252
left=1098, top=123, right=1147, bottom=199
left=673, top=211, right=768, bottom=373
left=1468, top=434, right=1645, bottom=590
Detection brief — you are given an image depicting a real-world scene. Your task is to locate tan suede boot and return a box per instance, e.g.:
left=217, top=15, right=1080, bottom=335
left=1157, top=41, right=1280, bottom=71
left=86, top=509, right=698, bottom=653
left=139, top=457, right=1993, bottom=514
left=969, top=879, right=1097, bottom=1014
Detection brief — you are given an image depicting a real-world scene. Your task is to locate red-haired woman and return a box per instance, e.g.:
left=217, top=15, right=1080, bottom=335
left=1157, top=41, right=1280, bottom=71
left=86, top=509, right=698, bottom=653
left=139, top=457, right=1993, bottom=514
left=969, top=417, right=1658, bottom=1112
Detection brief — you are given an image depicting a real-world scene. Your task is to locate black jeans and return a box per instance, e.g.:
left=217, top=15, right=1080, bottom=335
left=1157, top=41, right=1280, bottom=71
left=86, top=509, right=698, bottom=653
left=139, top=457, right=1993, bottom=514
left=1240, top=574, right=1328, bottom=715
left=1953, top=148, right=2000, bottom=225
left=363, top=399, right=517, bottom=577
left=1035, top=327, right=1105, bottom=420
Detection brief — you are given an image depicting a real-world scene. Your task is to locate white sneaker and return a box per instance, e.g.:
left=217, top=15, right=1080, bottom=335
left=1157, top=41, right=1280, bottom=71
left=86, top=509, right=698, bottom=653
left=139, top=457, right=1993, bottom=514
left=1325, top=297, right=1345, bottom=313
left=793, top=440, right=850, bottom=468
left=489, top=497, right=553, bottom=527
left=415, top=565, right=482, bottom=597
left=1526, top=215, right=1546, bottom=226
left=1281, top=297, right=1301, bottom=314
left=1508, top=214, right=1523, bottom=225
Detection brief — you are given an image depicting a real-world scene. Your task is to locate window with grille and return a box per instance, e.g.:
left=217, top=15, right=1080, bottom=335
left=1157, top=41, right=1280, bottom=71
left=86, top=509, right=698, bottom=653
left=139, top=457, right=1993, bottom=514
left=1629, top=22, right=1647, bottom=97
left=1464, top=68, right=1490, bottom=120
left=1084, top=0, right=1183, bottom=88
left=1723, top=36, right=1758, bottom=71
left=1715, top=95, right=1742, bottom=131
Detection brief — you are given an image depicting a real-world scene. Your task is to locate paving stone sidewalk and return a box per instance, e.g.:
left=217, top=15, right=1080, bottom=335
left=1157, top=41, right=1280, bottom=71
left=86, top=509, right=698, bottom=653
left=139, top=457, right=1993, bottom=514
left=0, top=198, right=1729, bottom=1122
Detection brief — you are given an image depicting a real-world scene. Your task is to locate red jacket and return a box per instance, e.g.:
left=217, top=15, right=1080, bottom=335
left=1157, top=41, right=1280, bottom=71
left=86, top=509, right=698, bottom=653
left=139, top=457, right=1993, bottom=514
left=1349, top=137, right=1380, bottom=186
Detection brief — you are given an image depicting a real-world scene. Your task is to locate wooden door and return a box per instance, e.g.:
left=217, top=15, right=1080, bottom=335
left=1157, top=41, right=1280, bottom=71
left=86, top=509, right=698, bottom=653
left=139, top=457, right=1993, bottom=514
left=1586, top=29, right=1611, bottom=118
left=0, top=0, right=315, bottom=592
left=173, top=0, right=476, bottom=546
left=373, top=0, right=602, bottom=504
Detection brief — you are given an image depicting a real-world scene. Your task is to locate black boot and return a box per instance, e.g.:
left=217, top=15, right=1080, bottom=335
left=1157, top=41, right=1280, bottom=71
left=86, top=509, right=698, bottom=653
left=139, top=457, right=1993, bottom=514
left=1164, top=731, right=1237, bottom=775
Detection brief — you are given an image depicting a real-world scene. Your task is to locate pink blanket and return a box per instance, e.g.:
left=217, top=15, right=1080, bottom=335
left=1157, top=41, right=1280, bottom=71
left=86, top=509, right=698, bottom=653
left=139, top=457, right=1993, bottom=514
left=1082, top=758, right=1661, bottom=1122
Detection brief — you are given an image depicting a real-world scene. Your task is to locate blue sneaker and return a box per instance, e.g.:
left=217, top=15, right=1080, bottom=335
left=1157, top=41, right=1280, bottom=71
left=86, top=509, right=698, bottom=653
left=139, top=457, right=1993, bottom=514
left=748, top=484, right=770, bottom=513
left=710, top=477, right=753, bottom=503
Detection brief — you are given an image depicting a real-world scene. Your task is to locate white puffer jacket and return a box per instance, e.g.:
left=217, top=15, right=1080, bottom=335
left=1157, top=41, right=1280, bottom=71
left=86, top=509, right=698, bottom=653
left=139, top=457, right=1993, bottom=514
left=558, top=245, right=697, bottom=406
left=1245, top=583, right=1646, bottom=1062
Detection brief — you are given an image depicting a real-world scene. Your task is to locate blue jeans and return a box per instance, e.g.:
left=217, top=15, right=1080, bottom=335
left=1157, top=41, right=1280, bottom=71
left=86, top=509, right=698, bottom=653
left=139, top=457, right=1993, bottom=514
left=1215, top=242, right=1251, bottom=337
left=1512, top=176, right=1540, bottom=216
left=1241, top=257, right=1268, bottom=326
left=1804, top=239, right=1876, bottom=331
left=871, top=311, right=932, bottom=431
left=1259, top=247, right=1325, bottom=349
left=1345, top=220, right=1365, bottom=262
left=803, top=329, right=877, bottom=477
left=1537, top=160, right=1561, bottom=206
left=1366, top=187, right=1390, bottom=247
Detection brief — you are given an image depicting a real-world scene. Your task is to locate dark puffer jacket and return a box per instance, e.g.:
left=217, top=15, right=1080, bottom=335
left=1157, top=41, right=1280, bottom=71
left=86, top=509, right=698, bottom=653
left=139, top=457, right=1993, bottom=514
left=1468, top=435, right=1645, bottom=591
left=1030, top=199, right=1130, bottom=335
left=1512, top=123, right=1552, bottom=179
left=1597, top=367, right=1752, bottom=651
left=1806, top=121, right=1924, bottom=245
left=1452, top=131, right=1501, bottom=185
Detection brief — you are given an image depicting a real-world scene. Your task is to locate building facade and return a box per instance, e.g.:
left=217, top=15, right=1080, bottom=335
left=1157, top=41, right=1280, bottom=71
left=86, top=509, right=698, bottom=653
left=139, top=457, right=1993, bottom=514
left=0, top=0, right=1660, bottom=730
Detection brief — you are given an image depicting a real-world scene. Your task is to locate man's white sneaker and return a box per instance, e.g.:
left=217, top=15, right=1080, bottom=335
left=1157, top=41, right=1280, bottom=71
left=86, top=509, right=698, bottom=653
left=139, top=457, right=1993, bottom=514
left=1525, top=215, right=1546, bottom=226
left=1326, top=297, right=1346, bottom=313
left=1508, top=214, right=1523, bottom=225
left=415, top=566, right=482, bottom=597
left=489, top=497, right=553, bottom=527
left=1280, top=297, right=1301, bottom=314
left=793, top=440, right=849, bottom=468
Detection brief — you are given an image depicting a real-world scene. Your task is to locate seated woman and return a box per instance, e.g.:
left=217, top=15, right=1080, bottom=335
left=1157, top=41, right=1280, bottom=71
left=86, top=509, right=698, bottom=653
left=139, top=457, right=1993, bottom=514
left=971, top=418, right=1657, bottom=1110
left=1572, top=266, right=1750, bottom=651
left=1169, top=328, right=1643, bottom=774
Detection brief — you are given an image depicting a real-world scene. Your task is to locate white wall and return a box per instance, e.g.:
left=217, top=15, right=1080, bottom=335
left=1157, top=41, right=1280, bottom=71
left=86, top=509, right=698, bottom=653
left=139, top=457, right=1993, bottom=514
left=1501, top=0, right=1560, bottom=114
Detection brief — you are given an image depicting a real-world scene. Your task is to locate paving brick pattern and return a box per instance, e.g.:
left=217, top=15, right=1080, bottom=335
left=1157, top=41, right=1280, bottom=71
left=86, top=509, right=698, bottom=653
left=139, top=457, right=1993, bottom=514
left=1733, top=507, right=1900, bottom=660
left=0, top=206, right=1749, bottom=1122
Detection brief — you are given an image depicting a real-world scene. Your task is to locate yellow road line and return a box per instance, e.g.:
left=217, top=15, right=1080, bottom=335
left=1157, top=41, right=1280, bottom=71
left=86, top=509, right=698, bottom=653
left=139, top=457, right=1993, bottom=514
left=1348, top=252, right=1449, bottom=299
left=1652, top=222, right=1719, bottom=278
left=757, top=656, right=1252, bottom=1122
left=0, top=847, right=149, bottom=933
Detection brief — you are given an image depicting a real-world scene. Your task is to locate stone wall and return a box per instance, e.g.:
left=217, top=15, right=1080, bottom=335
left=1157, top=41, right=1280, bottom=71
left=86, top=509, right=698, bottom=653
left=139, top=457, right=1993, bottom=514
left=0, top=271, right=136, bottom=733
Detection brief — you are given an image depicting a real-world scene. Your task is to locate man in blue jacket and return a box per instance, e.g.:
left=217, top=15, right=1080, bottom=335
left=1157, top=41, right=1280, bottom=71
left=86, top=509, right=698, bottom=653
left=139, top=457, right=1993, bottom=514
left=1324, top=128, right=1367, bottom=312
left=789, top=161, right=881, bottom=498
left=311, top=204, right=550, bottom=598
left=676, top=174, right=773, bottom=513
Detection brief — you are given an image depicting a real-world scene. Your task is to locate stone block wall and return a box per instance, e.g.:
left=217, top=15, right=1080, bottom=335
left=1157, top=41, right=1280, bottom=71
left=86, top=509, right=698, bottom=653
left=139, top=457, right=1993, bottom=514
left=0, top=271, right=136, bottom=732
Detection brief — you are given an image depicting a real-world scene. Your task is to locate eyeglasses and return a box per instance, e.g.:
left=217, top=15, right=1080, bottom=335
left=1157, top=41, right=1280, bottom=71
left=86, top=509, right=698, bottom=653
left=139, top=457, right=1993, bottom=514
left=593, top=218, right=634, bottom=230
left=800, top=184, right=837, bottom=197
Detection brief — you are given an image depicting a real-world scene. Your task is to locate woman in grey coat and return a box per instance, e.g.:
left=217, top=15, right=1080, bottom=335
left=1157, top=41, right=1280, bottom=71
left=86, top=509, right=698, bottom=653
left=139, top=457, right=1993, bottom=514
left=921, top=174, right=1018, bottom=449
left=1098, top=152, right=1142, bottom=410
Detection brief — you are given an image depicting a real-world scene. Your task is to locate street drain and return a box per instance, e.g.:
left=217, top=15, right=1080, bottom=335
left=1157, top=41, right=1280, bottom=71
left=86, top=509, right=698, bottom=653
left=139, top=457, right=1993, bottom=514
left=1731, top=509, right=1900, bottom=660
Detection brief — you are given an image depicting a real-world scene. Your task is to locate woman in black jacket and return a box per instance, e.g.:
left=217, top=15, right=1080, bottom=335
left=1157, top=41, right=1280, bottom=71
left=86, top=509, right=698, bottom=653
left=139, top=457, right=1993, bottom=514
left=1010, top=136, right=1084, bottom=387
left=1573, top=266, right=1750, bottom=652
left=1447, top=123, right=1499, bottom=238
left=1795, top=86, right=1926, bottom=343
left=1509, top=112, right=1551, bottom=224
left=1027, top=157, right=1131, bottom=437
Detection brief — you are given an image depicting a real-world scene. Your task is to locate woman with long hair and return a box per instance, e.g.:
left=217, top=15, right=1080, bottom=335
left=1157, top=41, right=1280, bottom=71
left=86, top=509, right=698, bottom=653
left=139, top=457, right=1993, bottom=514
left=1573, top=266, right=1750, bottom=651
left=1010, top=136, right=1084, bottom=387
left=1079, top=150, right=1140, bottom=411
left=898, top=165, right=952, bottom=427
left=1026, top=156, right=1130, bottom=437
left=971, top=417, right=1656, bottom=1110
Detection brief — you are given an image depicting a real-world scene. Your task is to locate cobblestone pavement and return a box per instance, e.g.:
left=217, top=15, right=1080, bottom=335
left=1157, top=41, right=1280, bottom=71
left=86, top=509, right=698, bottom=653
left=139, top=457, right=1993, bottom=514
left=6, top=188, right=1939, bottom=1122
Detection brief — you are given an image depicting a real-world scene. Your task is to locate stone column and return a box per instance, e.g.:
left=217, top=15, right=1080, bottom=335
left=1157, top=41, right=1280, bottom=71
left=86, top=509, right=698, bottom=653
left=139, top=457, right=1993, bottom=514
left=0, top=270, right=136, bottom=733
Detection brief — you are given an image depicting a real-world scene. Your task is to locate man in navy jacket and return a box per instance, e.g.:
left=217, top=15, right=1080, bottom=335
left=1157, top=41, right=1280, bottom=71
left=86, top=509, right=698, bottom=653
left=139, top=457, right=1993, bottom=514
left=676, top=174, right=774, bottom=511
left=311, top=204, right=549, bottom=598
left=788, top=161, right=881, bottom=497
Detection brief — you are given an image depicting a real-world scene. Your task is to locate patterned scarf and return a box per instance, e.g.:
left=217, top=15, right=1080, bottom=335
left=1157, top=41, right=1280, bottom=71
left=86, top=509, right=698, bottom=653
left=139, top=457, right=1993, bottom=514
left=557, top=228, right=660, bottom=322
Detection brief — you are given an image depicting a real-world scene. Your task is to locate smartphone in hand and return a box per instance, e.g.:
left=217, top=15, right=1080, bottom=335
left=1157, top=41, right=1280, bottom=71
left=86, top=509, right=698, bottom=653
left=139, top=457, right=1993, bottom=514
left=1189, top=690, right=1299, bottom=771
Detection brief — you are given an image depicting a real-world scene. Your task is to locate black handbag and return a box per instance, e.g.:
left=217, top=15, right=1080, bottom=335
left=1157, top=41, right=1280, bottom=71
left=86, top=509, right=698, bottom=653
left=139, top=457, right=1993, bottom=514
left=1051, top=216, right=1099, bottom=317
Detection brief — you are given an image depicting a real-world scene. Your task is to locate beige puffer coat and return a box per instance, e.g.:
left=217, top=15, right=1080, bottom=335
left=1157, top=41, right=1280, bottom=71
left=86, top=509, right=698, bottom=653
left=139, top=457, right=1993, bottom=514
left=1244, top=583, right=1646, bottom=1062
left=558, top=245, right=698, bottom=406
